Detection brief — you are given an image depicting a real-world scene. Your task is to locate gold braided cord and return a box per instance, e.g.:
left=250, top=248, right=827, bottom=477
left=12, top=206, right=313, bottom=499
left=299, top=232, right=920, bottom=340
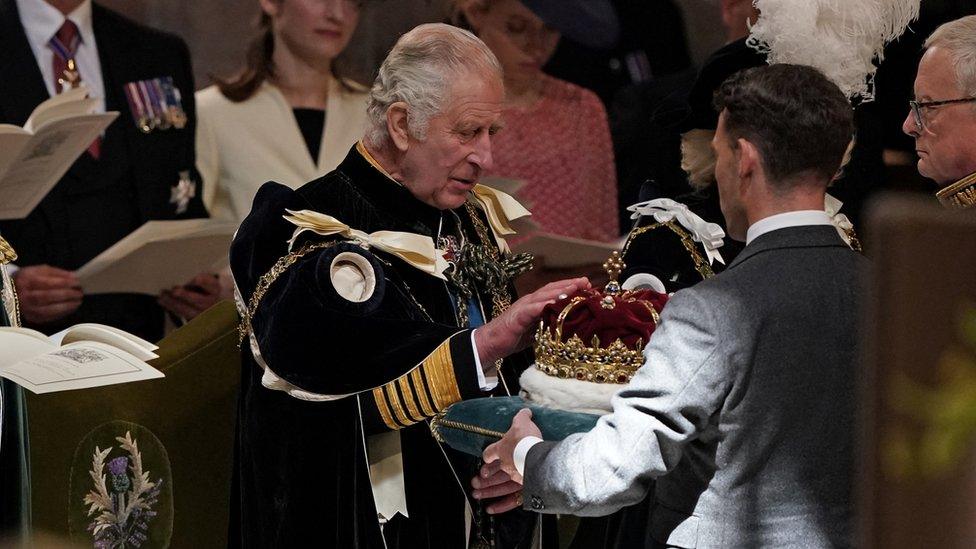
left=936, top=171, right=976, bottom=209
left=238, top=240, right=337, bottom=345
left=429, top=414, right=506, bottom=442
left=622, top=220, right=715, bottom=281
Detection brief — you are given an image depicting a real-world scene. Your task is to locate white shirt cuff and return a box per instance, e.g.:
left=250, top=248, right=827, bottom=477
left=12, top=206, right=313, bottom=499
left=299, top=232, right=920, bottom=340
left=471, top=330, right=498, bottom=391
left=514, top=436, right=544, bottom=477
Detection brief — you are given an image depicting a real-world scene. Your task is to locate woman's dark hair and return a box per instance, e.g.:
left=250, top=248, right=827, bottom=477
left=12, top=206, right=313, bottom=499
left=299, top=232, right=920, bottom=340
left=713, top=64, right=855, bottom=188
left=215, top=11, right=356, bottom=102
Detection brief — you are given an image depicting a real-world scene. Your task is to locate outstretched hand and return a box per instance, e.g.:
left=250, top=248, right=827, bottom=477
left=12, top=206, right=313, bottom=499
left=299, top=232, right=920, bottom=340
left=474, top=278, right=589, bottom=365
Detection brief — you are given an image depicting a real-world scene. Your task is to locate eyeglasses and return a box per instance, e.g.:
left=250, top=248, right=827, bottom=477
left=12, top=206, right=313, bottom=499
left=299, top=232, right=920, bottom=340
left=909, top=97, right=976, bottom=131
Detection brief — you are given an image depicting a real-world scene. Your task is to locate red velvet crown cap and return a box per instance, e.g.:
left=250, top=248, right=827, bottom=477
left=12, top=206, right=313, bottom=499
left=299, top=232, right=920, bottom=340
left=541, top=289, right=669, bottom=350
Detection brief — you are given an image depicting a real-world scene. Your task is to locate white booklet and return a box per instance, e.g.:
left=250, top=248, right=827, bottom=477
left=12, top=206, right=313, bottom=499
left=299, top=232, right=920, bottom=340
left=0, top=323, right=163, bottom=394
left=0, top=86, right=119, bottom=220
left=514, top=233, right=627, bottom=268
left=76, top=218, right=238, bottom=295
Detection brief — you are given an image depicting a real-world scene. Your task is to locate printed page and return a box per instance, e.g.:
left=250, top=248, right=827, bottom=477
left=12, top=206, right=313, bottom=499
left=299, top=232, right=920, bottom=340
left=54, top=323, right=158, bottom=361
left=0, top=340, right=163, bottom=394
left=76, top=220, right=237, bottom=295
left=0, top=112, right=118, bottom=220
left=0, top=329, right=55, bottom=369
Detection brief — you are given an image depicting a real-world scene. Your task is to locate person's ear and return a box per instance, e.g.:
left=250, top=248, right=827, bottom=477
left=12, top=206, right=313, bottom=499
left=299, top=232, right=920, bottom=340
left=386, top=102, right=411, bottom=153
left=258, top=0, right=281, bottom=18
left=736, top=137, right=761, bottom=183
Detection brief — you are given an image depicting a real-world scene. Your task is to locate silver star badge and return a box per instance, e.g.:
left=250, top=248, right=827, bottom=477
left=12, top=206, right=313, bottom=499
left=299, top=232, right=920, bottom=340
left=170, top=170, right=196, bottom=215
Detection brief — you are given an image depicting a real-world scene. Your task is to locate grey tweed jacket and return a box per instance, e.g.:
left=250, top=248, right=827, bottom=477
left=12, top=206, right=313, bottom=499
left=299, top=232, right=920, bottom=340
left=522, top=225, right=865, bottom=548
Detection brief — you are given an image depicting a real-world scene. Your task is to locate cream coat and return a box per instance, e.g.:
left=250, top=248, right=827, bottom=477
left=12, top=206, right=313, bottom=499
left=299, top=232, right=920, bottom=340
left=196, top=79, right=369, bottom=224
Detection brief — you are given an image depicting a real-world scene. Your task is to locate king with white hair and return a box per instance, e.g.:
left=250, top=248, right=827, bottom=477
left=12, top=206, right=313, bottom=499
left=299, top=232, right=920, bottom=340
left=227, top=23, right=587, bottom=548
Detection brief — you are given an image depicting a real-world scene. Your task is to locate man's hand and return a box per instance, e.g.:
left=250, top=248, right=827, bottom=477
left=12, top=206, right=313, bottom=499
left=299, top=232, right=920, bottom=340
left=475, top=409, right=543, bottom=513
left=13, top=265, right=83, bottom=324
left=475, top=278, right=590, bottom=365
left=158, top=272, right=222, bottom=320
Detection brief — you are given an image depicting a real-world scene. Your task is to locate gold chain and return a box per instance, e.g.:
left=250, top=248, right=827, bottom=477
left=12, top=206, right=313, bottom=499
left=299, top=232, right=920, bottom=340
left=622, top=220, right=715, bottom=281
left=238, top=240, right=337, bottom=345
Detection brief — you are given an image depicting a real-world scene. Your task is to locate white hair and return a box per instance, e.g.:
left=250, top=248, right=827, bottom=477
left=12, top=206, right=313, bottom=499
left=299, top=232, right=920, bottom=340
left=925, top=15, right=976, bottom=100
left=365, top=23, right=502, bottom=146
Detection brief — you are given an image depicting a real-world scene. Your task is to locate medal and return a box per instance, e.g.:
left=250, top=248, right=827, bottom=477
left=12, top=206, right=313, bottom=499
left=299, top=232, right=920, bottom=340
left=169, top=170, right=196, bottom=215
left=58, top=58, right=82, bottom=90
left=160, top=77, right=188, bottom=130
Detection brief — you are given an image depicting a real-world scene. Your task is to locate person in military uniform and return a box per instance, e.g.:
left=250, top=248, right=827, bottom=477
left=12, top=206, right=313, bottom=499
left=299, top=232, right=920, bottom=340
left=229, top=24, right=587, bottom=548
left=0, top=0, right=208, bottom=342
left=902, top=15, right=976, bottom=210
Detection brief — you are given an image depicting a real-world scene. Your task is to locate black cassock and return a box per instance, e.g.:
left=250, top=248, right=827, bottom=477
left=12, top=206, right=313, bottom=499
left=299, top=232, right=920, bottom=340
left=229, top=144, right=537, bottom=548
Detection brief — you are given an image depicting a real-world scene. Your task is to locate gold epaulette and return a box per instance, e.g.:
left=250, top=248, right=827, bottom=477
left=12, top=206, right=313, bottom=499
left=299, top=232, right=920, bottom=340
left=936, top=172, right=976, bottom=209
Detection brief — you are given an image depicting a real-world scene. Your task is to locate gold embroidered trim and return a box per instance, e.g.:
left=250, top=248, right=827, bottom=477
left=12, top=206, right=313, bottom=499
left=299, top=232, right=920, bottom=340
left=936, top=172, right=976, bottom=209
left=423, top=339, right=463, bottom=411
left=397, top=375, right=424, bottom=423
left=410, top=368, right=436, bottom=416
left=372, top=386, right=400, bottom=430
left=356, top=140, right=401, bottom=186
left=384, top=383, right=413, bottom=427
left=0, top=236, right=17, bottom=265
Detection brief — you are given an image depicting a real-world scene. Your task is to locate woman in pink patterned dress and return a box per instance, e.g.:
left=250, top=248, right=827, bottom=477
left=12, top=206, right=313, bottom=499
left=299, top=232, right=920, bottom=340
left=455, top=0, right=620, bottom=242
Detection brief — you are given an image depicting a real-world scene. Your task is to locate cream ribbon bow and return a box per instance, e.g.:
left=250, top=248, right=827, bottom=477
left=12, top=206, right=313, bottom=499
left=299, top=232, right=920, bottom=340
left=283, top=209, right=449, bottom=280
left=627, top=198, right=726, bottom=265
left=824, top=193, right=854, bottom=247
left=470, top=184, right=531, bottom=237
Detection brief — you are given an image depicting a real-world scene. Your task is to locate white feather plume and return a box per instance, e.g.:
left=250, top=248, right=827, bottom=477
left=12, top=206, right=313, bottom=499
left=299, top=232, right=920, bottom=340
left=747, top=0, right=920, bottom=100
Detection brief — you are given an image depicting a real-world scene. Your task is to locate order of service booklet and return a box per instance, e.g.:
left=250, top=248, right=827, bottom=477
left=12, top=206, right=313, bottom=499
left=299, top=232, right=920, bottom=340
left=75, top=219, right=238, bottom=295
left=0, top=86, right=119, bottom=220
left=0, top=323, right=163, bottom=394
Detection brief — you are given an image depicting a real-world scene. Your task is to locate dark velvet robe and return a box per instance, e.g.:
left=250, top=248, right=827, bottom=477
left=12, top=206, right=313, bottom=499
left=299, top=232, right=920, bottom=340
left=228, top=146, right=536, bottom=548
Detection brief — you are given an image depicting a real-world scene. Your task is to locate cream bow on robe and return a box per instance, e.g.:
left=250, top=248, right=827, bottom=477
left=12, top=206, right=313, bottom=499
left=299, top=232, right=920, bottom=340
left=283, top=209, right=450, bottom=280
left=628, top=198, right=726, bottom=265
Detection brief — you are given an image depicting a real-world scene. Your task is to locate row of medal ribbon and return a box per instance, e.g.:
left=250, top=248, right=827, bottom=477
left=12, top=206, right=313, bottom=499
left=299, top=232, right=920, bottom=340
left=123, top=76, right=187, bottom=133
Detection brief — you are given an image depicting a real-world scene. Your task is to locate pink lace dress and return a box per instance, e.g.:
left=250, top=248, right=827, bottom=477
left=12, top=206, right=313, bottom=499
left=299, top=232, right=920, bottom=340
left=490, top=75, right=619, bottom=242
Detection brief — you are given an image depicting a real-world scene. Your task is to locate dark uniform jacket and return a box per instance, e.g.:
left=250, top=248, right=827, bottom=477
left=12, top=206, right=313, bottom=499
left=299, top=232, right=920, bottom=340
left=229, top=146, right=536, bottom=548
left=0, top=0, right=206, bottom=341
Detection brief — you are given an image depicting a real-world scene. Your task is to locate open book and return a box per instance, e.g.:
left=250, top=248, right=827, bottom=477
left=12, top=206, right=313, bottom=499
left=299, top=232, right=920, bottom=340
left=0, top=86, right=119, bottom=220
left=0, top=323, right=163, bottom=394
left=76, top=218, right=238, bottom=295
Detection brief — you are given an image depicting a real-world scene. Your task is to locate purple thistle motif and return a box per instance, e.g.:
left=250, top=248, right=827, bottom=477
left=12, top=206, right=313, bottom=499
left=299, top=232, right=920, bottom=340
left=107, top=456, right=130, bottom=494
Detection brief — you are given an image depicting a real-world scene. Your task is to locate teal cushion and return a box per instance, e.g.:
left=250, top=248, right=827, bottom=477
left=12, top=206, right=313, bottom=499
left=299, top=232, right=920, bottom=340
left=431, top=396, right=599, bottom=457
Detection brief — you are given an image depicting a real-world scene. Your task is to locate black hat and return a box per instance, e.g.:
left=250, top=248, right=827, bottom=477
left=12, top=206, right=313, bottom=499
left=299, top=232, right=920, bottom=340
left=682, top=38, right=767, bottom=132
left=522, top=0, right=620, bottom=51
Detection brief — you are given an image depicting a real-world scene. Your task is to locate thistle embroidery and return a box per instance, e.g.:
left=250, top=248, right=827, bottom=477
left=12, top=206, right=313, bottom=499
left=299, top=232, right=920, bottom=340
left=84, top=431, right=163, bottom=548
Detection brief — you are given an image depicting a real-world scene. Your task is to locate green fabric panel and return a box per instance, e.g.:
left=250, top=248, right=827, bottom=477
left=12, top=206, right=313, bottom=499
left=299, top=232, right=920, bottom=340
left=27, top=300, right=241, bottom=546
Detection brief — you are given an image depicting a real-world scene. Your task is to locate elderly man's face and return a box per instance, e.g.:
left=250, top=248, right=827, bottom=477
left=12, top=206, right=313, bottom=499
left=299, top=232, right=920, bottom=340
left=399, top=74, right=505, bottom=210
left=902, top=46, right=976, bottom=186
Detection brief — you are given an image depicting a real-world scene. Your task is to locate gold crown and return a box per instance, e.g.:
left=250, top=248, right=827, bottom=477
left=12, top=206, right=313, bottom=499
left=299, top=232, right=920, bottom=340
left=533, top=252, right=664, bottom=384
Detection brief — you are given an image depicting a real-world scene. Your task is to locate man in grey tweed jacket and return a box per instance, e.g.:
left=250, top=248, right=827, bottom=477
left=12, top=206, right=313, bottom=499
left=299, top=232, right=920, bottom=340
left=475, top=64, right=867, bottom=548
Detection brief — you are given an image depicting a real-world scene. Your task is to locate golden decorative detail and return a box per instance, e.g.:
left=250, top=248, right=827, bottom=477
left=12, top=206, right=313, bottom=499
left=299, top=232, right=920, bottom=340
left=0, top=236, right=17, bottom=264
left=622, top=220, right=715, bottom=281
left=534, top=323, right=647, bottom=384
left=936, top=172, right=976, bottom=209
left=238, top=240, right=337, bottom=345
left=429, top=413, right=506, bottom=442
left=372, top=386, right=400, bottom=430
left=384, top=383, right=413, bottom=427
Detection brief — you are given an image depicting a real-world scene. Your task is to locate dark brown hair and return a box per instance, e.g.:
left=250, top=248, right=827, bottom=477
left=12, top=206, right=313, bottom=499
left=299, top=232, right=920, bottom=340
left=215, top=11, right=356, bottom=102
left=713, top=64, right=854, bottom=188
